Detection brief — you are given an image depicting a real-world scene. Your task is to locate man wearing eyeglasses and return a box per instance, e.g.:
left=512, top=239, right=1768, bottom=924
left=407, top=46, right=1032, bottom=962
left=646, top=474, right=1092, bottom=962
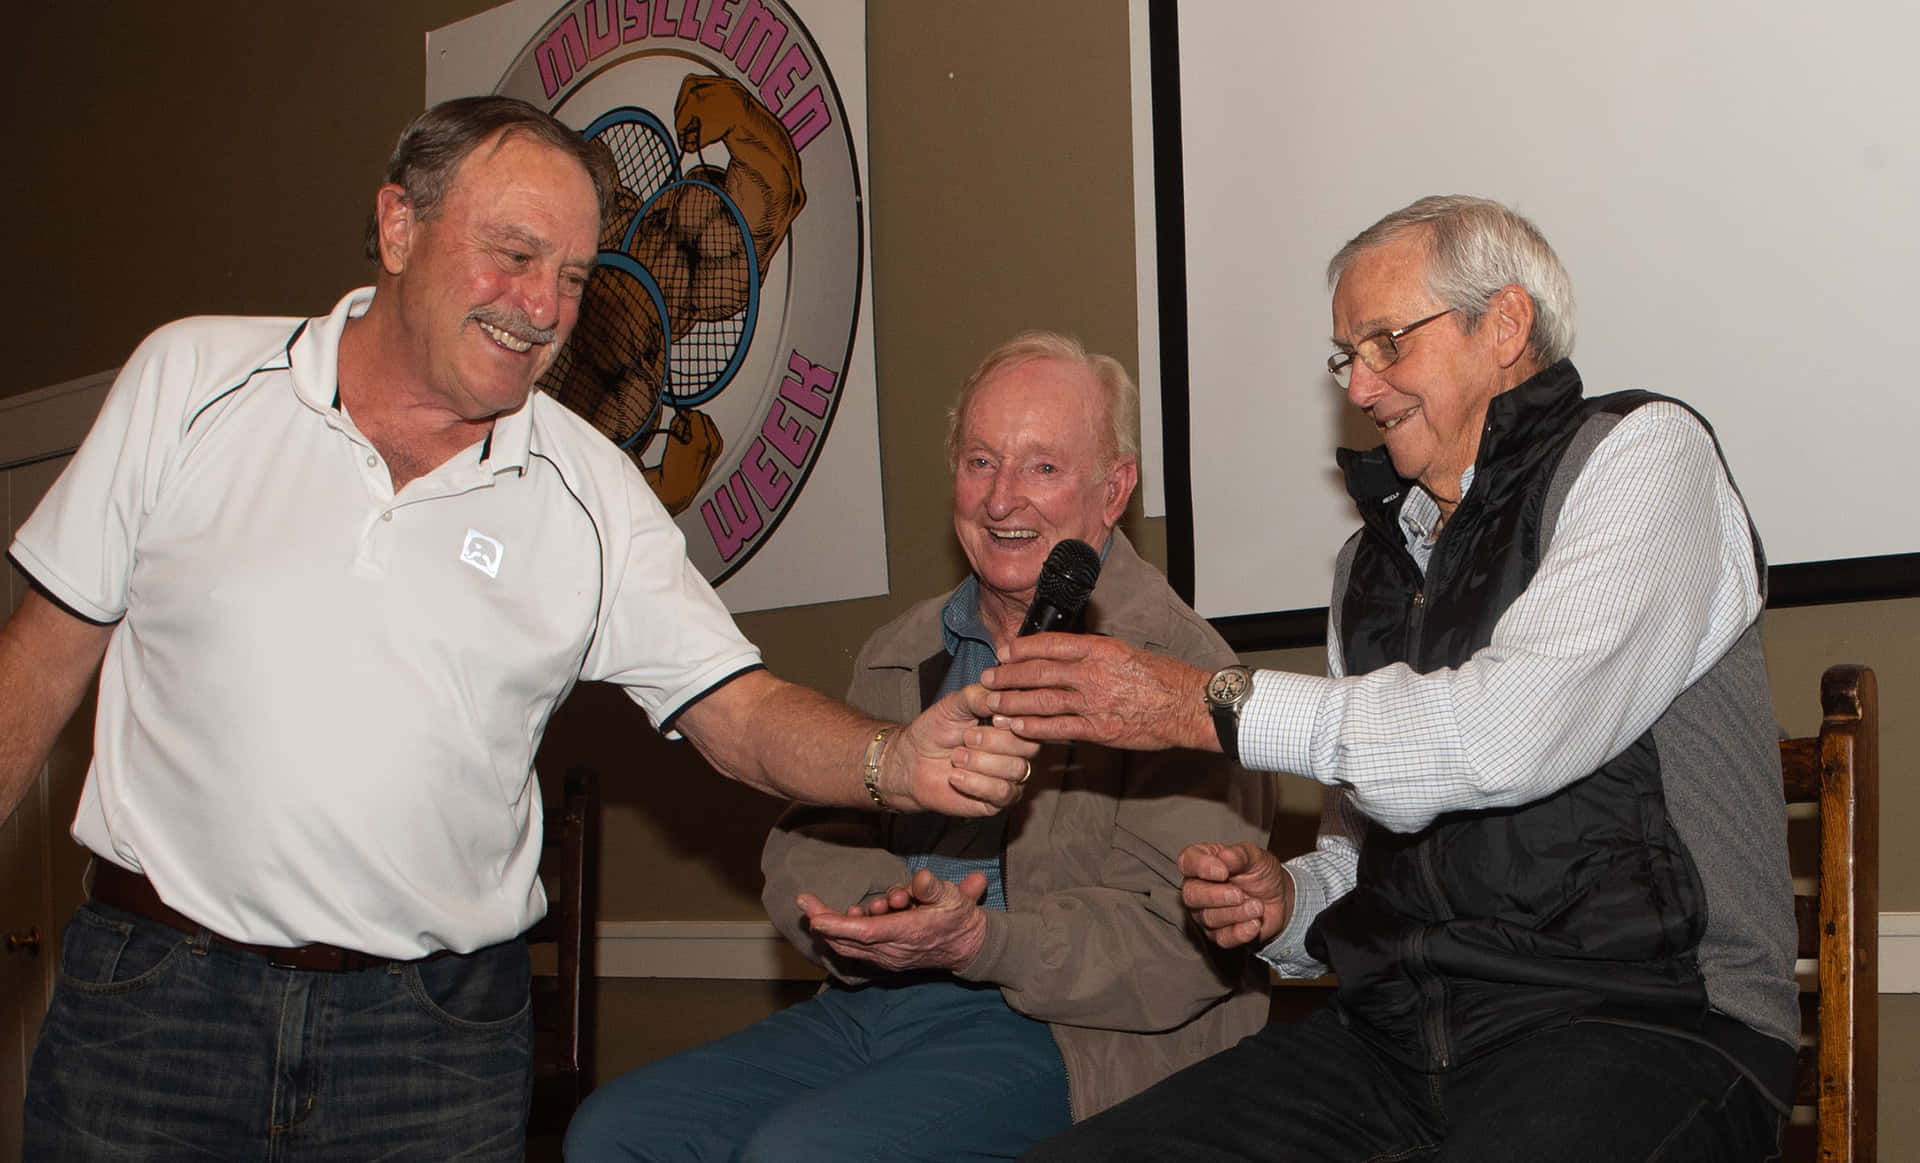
left=991, top=196, right=1796, bottom=1160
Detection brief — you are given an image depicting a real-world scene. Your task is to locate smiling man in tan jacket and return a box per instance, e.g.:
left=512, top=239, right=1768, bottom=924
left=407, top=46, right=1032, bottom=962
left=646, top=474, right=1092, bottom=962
left=564, top=332, right=1274, bottom=1162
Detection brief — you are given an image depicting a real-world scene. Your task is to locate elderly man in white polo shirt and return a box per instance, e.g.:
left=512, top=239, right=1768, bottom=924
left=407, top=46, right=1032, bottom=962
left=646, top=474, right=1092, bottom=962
left=0, top=96, right=1034, bottom=1161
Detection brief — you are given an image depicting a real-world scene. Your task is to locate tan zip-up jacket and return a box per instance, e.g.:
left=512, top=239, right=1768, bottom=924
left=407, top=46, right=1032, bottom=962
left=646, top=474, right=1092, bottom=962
left=762, top=531, right=1274, bottom=1120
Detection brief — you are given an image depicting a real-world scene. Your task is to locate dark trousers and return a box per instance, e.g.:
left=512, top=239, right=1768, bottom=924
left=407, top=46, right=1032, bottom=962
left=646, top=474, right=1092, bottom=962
left=1023, top=1006, right=1785, bottom=1163
left=565, top=976, right=1070, bottom=1162
left=24, top=900, right=533, bottom=1161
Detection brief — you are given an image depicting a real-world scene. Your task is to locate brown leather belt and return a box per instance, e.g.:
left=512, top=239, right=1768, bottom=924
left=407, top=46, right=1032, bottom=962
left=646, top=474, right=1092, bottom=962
left=90, top=860, right=450, bottom=973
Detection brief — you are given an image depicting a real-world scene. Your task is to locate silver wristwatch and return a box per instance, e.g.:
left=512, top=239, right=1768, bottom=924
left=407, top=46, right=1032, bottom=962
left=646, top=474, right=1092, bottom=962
left=1204, top=665, right=1254, bottom=763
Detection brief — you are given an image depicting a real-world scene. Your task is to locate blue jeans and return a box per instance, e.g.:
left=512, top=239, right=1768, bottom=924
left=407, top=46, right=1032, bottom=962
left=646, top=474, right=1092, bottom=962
left=565, top=976, right=1071, bottom=1162
left=1024, top=1006, right=1786, bottom=1162
left=23, top=900, right=533, bottom=1161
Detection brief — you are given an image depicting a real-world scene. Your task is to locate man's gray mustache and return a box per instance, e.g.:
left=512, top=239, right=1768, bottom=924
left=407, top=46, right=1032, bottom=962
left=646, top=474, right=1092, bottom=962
left=469, top=307, right=557, bottom=346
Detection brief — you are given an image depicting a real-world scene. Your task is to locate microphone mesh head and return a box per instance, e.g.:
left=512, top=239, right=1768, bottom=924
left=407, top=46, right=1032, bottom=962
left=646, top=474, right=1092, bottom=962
left=1036, top=538, right=1102, bottom=612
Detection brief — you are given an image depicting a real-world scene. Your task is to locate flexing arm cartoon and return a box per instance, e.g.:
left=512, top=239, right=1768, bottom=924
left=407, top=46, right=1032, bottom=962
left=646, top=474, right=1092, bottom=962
left=673, top=73, right=807, bottom=282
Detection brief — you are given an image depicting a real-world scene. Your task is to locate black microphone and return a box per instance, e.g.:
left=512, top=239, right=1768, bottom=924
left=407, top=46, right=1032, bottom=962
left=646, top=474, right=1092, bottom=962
left=1019, top=538, right=1102, bottom=637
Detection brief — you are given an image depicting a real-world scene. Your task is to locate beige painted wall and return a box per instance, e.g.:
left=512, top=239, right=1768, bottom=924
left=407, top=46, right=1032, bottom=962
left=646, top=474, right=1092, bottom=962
left=3, top=0, right=1909, bottom=1153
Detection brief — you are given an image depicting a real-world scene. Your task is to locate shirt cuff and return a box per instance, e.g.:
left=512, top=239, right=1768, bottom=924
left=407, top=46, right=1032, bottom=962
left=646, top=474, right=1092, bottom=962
left=1237, top=667, right=1326, bottom=777
left=7, top=543, right=124, bottom=625
left=1256, top=864, right=1331, bottom=979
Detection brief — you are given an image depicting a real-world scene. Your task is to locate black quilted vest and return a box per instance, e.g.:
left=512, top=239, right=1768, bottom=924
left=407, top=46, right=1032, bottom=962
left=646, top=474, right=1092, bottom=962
left=1309, top=359, right=1731, bottom=1071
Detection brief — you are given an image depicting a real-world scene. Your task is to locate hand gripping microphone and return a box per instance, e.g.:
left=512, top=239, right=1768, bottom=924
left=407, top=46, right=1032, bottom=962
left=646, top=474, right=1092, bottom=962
left=1018, top=538, right=1102, bottom=636
left=981, top=538, right=1102, bottom=731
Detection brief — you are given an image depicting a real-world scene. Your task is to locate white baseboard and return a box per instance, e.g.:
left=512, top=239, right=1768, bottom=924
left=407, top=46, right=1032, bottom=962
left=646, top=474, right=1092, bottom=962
left=591, top=915, right=1920, bottom=992
left=1880, top=912, right=1920, bottom=993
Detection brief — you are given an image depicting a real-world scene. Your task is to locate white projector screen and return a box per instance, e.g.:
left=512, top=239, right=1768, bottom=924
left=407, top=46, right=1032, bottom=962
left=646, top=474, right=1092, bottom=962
left=1153, top=0, right=1920, bottom=643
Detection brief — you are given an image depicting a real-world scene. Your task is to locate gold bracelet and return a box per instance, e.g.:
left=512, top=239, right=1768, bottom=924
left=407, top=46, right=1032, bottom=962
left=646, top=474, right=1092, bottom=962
left=862, top=725, right=898, bottom=811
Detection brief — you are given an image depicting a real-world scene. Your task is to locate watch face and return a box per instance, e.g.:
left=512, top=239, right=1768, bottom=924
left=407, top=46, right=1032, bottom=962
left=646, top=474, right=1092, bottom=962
left=1208, top=667, right=1251, bottom=705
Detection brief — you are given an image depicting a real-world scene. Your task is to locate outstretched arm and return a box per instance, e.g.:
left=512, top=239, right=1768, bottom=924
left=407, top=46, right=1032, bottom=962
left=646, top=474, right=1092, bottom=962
left=983, top=633, right=1218, bottom=753
left=0, top=590, right=114, bottom=827
left=674, top=668, right=1037, bottom=816
left=991, top=406, right=1762, bottom=835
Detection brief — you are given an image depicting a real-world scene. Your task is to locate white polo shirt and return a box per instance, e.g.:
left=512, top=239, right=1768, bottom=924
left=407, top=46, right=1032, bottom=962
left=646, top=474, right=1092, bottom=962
left=10, top=288, right=762, bottom=957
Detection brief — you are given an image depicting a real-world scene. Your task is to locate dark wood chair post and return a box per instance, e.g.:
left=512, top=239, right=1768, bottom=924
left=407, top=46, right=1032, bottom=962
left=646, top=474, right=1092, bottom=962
left=1781, top=664, right=1877, bottom=1163
left=526, top=767, right=600, bottom=1156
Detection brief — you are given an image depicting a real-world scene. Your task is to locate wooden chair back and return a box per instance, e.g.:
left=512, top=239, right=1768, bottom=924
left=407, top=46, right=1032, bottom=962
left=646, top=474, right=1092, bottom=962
left=1780, top=664, right=1878, bottom=1162
left=525, top=767, right=600, bottom=1153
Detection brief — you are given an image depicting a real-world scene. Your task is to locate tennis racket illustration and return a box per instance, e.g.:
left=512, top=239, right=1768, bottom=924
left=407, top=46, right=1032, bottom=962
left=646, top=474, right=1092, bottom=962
left=540, top=108, right=678, bottom=452
left=622, top=165, right=759, bottom=408
left=582, top=106, right=680, bottom=207
left=547, top=252, right=670, bottom=452
left=541, top=106, right=759, bottom=451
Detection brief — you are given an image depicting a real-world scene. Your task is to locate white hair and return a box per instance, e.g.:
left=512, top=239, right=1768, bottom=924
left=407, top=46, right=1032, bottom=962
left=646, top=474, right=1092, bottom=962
left=1327, top=195, right=1575, bottom=365
left=944, top=331, right=1140, bottom=472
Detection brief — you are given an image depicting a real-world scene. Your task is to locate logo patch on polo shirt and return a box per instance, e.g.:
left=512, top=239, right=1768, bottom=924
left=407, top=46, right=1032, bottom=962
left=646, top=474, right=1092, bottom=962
left=460, top=529, right=504, bottom=579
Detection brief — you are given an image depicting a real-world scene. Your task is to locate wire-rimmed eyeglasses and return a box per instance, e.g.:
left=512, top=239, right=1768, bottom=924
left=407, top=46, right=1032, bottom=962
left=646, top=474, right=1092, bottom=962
left=1326, top=309, right=1457, bottom=388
